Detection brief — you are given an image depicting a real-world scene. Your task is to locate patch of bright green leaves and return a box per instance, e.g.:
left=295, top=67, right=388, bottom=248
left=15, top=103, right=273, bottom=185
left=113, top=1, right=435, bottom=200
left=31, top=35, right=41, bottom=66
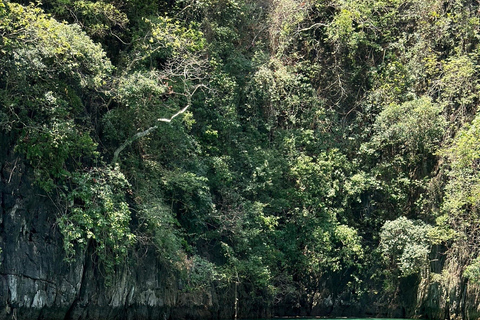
left=380, top=217, right=434, bottom=277
left=58, top=166, right=135, bottom=276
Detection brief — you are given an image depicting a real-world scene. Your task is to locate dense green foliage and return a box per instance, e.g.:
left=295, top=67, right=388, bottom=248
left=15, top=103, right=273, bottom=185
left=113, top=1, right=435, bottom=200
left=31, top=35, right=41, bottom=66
left=3, top=0, right=480, bottom=314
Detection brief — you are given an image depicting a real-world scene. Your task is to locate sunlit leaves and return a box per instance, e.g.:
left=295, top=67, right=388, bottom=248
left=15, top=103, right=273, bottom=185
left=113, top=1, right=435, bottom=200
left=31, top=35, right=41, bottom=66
left=368, top=96, right=446, bottom=161
left=436, top=55, right=480, bottom=121
left=269, top=0, right=308, bottom=53
left=67, top=0, right=128, bottom=37
left=380, top=217, right=433, bottom=276
left=131, top=15, right=205, bottom=67
left=1, top=3, right=112, bottom=89
left=247, top=58, right=324, bottom=131
left=116, top=70, right=168, bottom=108
left=465, top=257, right=480, bottom=284
left=59, top=166, right=135, bottom=275
left=18, top=119, right=98, bottom=191
left=442, top=113, right=480, bottom=226
left=5, top=0, right=480, bottom=312
left=0, top=2, right=111, bottom=190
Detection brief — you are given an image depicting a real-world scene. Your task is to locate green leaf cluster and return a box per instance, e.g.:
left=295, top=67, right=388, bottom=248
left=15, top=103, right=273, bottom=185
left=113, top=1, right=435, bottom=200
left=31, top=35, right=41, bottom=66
left=6, top=0, right=480, bottom=314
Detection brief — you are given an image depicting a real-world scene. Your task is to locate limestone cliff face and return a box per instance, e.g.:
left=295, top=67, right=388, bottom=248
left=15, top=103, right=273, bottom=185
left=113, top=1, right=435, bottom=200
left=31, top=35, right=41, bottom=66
left=414, top=244, right=480, bottom=320
left=0, top=142, right=221, bottom=320
left=3, top=144, right=480, bottom=320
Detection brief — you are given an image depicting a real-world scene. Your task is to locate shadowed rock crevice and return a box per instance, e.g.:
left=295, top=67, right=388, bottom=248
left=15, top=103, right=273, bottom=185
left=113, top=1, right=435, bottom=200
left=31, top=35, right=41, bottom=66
left=0, top=156, right=220, bottom=319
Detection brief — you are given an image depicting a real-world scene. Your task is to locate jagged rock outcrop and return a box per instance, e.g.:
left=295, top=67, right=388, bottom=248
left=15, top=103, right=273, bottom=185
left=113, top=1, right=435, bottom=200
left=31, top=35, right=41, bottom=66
left=0, top=141, right=222, bottom=320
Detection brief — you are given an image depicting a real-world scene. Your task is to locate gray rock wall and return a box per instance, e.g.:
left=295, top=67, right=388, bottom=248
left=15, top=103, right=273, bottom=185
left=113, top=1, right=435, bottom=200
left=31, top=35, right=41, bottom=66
left=0, top=148, right=221, bottom=320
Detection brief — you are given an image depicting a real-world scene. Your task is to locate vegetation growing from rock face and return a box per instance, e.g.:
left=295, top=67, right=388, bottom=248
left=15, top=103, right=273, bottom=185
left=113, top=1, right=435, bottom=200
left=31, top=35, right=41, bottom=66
left=2, top=0, right=480, bottom=317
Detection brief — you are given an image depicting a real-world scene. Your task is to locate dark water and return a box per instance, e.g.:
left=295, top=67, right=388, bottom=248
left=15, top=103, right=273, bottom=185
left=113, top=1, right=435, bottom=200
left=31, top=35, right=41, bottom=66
left=245, top=318, right=409, bottom=320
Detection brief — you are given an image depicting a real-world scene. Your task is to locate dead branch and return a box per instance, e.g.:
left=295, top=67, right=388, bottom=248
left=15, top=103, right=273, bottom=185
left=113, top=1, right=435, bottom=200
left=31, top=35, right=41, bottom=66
left=111, top=84, right=207, bottom=165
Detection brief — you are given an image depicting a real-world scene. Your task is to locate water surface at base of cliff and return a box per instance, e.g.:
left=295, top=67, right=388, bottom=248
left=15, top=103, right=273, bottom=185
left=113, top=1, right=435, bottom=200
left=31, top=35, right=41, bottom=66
left=244, top=318, right=410, bottom=320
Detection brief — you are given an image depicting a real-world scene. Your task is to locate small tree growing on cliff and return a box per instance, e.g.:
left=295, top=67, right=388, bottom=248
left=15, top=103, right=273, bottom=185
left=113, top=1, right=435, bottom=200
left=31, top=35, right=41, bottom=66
left=379, top=217, right=434, bottom=277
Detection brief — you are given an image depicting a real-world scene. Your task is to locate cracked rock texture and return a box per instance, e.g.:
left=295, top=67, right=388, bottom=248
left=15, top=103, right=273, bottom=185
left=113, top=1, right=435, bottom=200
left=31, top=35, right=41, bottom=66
left=0, top=135, right=221, bottom=320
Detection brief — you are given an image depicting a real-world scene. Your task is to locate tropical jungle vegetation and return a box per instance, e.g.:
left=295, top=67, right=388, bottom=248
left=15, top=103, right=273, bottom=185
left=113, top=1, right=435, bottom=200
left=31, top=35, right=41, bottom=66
left=2, top=0, right=480, bottom=317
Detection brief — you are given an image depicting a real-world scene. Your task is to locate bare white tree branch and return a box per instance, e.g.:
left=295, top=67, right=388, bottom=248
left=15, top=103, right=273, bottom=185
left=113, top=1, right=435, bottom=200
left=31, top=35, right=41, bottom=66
left=111, top=84, right=207, bottom=165
left=111, top=105, right=190, bottom=165
left=157, top=104, right=190, bottom=122
left=295, top=22, right=329, bottom=33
